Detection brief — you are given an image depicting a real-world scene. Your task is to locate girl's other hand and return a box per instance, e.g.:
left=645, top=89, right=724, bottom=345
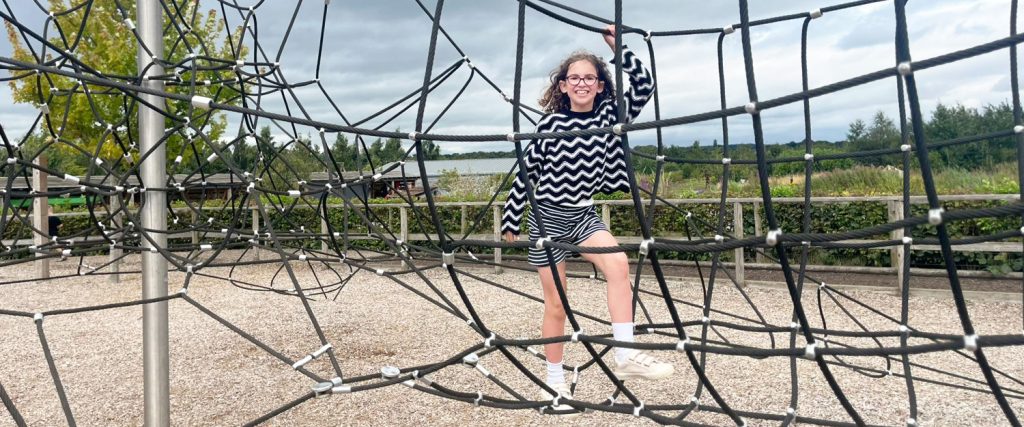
left=504, top=231, right=518, bottom=242
left=603, top=24, right=616, bottom=50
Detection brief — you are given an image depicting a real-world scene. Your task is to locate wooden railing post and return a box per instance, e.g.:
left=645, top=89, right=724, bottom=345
left=460, top=205, right=468, bottom=235
left=190, top=209, right=199, bottom=245
left=889, top=199, right=906, bottom=294
left=321, top=209, right=328, bottom=252
left=753, top=201, right=764, bottom=263
left=733, top=202, right=745, bottom=287
left=32, top=153, right=49, bottom=279
left=399, top=206, right=410, bottom=268
left=399, top=206, right=409, bottom=243
left=251, top=202, right=260, bottom=261
left=493, top=205, right=503, bottom=274
left=602, top=203, right=611, bottom=228
left=109, top=193, right=123, bottom=283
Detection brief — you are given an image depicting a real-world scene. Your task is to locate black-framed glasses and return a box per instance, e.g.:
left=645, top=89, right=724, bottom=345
left=564, top=74, right=599, bottom=86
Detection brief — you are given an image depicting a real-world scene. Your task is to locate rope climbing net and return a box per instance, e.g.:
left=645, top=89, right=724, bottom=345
left=1, top=0, right=1023, bottom=425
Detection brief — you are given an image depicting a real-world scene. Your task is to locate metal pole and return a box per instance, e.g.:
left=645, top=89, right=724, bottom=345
left=137, top=0, right=169, bottom=425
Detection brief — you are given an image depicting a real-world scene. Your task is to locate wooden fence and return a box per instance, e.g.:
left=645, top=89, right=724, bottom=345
left=6, top=194, right=1021, bottom=288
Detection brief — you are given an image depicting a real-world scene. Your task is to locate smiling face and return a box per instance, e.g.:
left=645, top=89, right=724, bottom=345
left=558, top=59, right=605, bottom=112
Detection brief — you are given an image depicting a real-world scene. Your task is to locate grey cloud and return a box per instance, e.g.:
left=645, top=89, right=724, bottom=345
left=0, top=0, right=1018, bottom=153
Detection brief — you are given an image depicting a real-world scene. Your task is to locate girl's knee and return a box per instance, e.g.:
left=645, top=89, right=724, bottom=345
left=544, top=299, right=566, bottom=318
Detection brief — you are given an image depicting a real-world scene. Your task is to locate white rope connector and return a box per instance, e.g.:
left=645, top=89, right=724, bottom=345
left=474, top=391, right=484, bottom=406
left=963, top=334, right=979, bottom=352
left=124, top=18, right=135, bottom=30
left=639, top=238, right=655, bottom=256
left=633, top=401, right=644, bottom=417
left=898, top=324, right=909, bottom=334
left=571, top=329, right=582, bottom=343
left=766, top=228, right=782, bottom=245
left=803, top=153, right=814, bottom=161
left=206, top=153, right=218, bottom=163
left=190, top=95, right=212, bottom=110
left=62, top=174, right=79, bottom=184
left=61, top=249, right=71, bottom=257
left=787, top=407, right=796, bottom=416
left=484, top=332, right=496, bottom=348
left=288, top=190, right=301, bottom=197
left=907, top=418, right=917, bottom=427
left=803, top=342, right=817, bottom=359
left=690, top=395, right=700, bottom=409
left=475, top=364, right=490, bottom=377
left=902, top=236, right=913, bottom=245
left=676, top=337, right=691, bottom=352
left=790, top=321, right=800, bottom=331
left=722, top=25, right=735, bottom=34
left=302, top=344, right=333, bottom=368
left=442, top=252, right=455, bottom=266
left=612, top=123, right=624, bottom=135
left=462, top=353, right=480, bottom=366
left=5, top=158, right=15, bottom=165
left=535, top=237, right=550, bottom=250
left=506, top=132, right=516, bottom=142
left=200, top=244, right=212, bottom=251
left=656, top=155, right=666, bottom=162
left=372, top=173, right=382, bottom=181
left=40, top=104, right=49, bottom=114
left=380, top=365, right=401, bottom=379
left=714, top=234, right=724, bottom=243
left=407, top=131, right=418, bottom=141
left=897, top=62, right=913, bottom=76
left=900, top=144, right=912, bottom=152
left=928, top=207, right=944, bottom=225
left=298, top=254, right=307, bottom=261
left=1014, top=125, right=1024, bottom=134
left=375, top=269, right=385, bottom=276
left=809, top=8, right=823, bottom=19
left=331, top=385, right=352, bottom=394
left=721, top=157, right=732, bottom=165
left=34, top=313, right=43, bottom=322
left=174, top=155, right=183, bottom=164
left=744, top=102, right=758, bottom=115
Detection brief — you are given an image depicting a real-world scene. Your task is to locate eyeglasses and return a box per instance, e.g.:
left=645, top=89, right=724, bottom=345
left=564, top=74, right=599, bottom=86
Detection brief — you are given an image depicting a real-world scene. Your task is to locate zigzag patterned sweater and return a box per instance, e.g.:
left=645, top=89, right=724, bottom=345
left=502, top=46, right=654, bottom=235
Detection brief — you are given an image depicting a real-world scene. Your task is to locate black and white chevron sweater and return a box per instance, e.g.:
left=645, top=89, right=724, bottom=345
left=502, top=46, right=654, bottom=235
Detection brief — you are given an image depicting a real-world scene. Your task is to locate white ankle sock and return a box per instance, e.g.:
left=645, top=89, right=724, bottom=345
left=612, top=322, right=635, bottom=363
left=546, top=360, right=565, bottom=385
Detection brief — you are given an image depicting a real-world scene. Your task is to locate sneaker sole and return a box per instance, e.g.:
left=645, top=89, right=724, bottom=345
left=612, top=369, right=674, bottom=380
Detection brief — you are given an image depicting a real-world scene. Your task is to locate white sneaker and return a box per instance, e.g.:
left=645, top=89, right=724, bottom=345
left=613, top=351, right=674, bottom=380
left=539, top=382, right=580, bottom=417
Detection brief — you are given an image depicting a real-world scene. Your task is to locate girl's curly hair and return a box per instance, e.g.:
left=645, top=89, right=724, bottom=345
left=538, top=50, right=615, bottom=113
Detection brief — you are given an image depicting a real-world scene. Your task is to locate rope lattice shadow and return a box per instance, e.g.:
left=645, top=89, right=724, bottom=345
left=0, top=1, right=1023, bottom=426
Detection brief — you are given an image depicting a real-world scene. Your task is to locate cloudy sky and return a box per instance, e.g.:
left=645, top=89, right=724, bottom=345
left=0, top=0, right=1019, bottom=154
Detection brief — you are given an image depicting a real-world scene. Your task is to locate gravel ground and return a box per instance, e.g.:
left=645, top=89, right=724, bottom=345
left=0, top=253, right=1022, bottom=426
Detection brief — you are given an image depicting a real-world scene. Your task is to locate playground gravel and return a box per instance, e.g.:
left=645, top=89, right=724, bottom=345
left=0, top=254, right=1022, bottom=426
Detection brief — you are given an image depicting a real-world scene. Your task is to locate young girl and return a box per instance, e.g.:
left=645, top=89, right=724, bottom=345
left=502, top=25, right=673, bottom=405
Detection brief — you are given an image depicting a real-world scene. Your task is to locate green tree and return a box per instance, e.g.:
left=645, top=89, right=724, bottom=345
left=848, top=112, right=899, bottom=166
left=420, top=140, right=441, bottom=160
left=925, top=103, right=987, bottom=169
left=5, top=1, right=246, bottom=169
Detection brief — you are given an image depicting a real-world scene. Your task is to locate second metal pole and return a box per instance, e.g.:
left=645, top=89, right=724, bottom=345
left=138, top=0, right=169, bottom=424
